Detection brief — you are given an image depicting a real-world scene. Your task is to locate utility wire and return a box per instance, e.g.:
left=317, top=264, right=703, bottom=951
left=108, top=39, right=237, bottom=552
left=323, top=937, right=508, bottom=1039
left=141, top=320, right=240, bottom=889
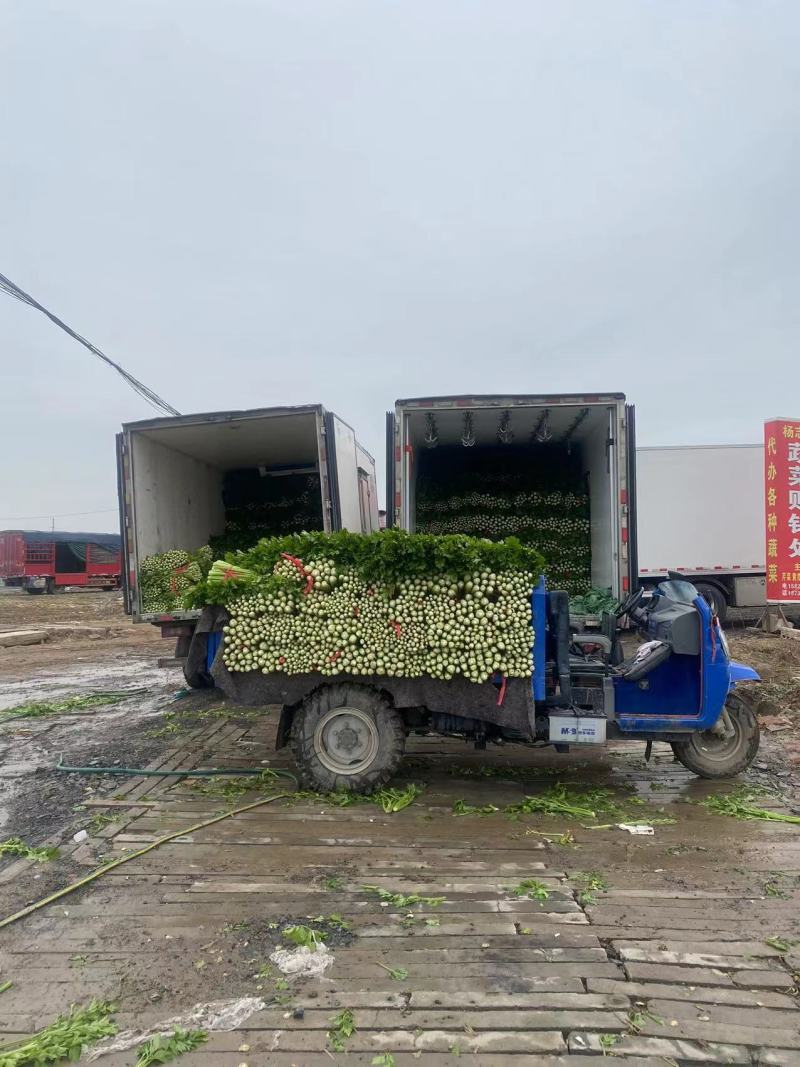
left=0, top=271, right=180, bottom=417
left=0, top=507, right=118, bottom=521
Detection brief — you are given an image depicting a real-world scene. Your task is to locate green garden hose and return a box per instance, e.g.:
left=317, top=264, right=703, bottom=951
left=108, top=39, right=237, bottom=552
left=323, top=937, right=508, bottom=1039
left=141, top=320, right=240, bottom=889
left=56, top=757, right=298, bottom=784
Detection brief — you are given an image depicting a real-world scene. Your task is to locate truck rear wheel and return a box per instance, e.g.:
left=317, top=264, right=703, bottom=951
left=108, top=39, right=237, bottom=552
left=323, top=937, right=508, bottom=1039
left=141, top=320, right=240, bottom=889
left=291, top=684, right=405, bottom=793
left=181, top=629, right=214, bottom=689
left=694, top=582, right=728, bottom=622
left=671, top=692, right=759, bottom=779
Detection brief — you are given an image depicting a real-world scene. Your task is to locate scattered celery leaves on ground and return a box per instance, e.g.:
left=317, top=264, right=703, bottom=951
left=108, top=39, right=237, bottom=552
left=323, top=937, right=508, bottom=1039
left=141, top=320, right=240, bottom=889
left=765, top=935, right=797, bottom=952
left=375, top=784, right=422, bottom=812
left=282, top=925, right=326, bottom=950
left=188, top=768, right=280, bottom=800
left=327, top=1008, right=356, bottom=1052
left=451, top=783, right=630, bottom=823
left=704, top=788, right=800, bottom=826
left=572, top=871, right=609, bottom=906
left=508, top=878, right=550, bottom=901
left=0, top=838, right=59, bottom=863
left=0, top=692, right=131, bottom=721
left=452, top=799, right=499, bottom=817
left=362, top=885, right=445, bottom=908
left=0, top=1000, right=116, bottom=1066
left=135, top=1028, right=208, bottom=1066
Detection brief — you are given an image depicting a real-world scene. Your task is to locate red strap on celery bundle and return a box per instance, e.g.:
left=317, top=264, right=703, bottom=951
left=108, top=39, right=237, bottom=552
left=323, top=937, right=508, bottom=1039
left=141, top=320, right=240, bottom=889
left=281, top=552, right=315, bottom=594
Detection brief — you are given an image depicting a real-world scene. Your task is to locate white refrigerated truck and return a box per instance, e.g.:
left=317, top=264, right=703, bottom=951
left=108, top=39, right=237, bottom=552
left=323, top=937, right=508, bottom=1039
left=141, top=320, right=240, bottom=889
left=636, top=444, right=765, bottom=620
left=117, top=404, right=379, bottom=685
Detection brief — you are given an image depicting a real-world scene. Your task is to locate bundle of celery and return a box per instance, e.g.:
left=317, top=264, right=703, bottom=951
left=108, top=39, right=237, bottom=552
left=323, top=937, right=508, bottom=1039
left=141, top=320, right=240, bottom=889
left=139, top=546, right=211, bottom=613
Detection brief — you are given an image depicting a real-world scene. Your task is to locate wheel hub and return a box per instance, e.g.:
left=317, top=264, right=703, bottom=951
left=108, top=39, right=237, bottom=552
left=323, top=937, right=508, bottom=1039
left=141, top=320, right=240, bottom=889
left=696, top=714, right=742, bottom=761
left=334, top=723, right=361, bottom=753
left=313, top=707, right=380, bottom=775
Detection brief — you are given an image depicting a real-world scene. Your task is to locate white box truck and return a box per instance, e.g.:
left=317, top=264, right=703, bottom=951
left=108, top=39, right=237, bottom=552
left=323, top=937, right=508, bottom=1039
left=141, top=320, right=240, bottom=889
left=636, top=444, right=765, bottom=619
left=386, top=393, right=637, bottom=600
left=117, top=404, right=379, bottom=684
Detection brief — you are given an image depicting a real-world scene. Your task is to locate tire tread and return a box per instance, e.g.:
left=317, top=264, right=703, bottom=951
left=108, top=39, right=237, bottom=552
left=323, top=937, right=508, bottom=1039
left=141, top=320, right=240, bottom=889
left=291, top=684, right=405, bottom=793
left=672, top=692, right=759, bottom=779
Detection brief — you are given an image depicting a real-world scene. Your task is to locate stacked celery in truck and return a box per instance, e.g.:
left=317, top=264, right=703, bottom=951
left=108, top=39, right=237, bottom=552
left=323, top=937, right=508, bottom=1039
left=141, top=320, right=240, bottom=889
left=386, top=394, right=638, bottom=603
left=198, top=530, right=541, bottom=684
left=117, top=404, right=379, bottom=685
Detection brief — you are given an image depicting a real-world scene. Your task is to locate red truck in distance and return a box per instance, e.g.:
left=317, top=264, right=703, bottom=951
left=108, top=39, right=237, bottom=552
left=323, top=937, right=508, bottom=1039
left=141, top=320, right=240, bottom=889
left=0, top=530, right=122, bottom=594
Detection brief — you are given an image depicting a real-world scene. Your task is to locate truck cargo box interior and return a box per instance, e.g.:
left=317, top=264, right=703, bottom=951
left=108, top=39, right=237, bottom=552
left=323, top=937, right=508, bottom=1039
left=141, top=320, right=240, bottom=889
left=128, top=411, right=324, bottom=564
left=402, top=403, right=617, bottom=595
left=54, top=542, right=88, bottom=573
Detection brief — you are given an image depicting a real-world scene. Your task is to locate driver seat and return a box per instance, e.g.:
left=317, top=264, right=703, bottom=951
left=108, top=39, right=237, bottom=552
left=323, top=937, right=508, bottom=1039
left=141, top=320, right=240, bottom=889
left=617, top=639, right=672, bottom=682
left=570, top=612, right=622, bottom=666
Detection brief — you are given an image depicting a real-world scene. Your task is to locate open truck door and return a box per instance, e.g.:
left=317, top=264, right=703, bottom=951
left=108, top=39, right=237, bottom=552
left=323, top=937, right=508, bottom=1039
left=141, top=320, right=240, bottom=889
left=385, top=411, right=396, bottom=527
left=115, top=431, right=132, bottom=615
left=323, top=412, right=368, bottom=533
left=625, top=403, right=639, bottom=594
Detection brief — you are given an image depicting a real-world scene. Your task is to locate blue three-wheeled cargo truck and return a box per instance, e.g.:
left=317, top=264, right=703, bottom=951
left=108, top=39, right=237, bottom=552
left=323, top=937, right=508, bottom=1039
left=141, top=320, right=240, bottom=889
left=119, top=394, right=761, bottom=792
left=206, top=570, right=761, bottom=791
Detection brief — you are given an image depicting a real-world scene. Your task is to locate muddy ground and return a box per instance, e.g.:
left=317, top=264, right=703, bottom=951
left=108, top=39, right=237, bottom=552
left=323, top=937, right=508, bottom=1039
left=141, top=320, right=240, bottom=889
left=0, top=591, right=260, bottom=916
left=1, top=592, right=800, bottom=1063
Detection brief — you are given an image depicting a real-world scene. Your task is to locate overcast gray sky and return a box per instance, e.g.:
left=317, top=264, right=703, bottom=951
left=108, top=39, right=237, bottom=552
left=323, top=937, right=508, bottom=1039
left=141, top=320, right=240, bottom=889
left=1, top=1, right=798, bottom=531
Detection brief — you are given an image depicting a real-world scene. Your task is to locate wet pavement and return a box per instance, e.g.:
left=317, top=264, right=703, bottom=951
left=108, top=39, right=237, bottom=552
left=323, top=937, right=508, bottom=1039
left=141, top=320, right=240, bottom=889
left=0, top=708, right=799, bottom=1063
left=0, top=597, right=799, bottom=1063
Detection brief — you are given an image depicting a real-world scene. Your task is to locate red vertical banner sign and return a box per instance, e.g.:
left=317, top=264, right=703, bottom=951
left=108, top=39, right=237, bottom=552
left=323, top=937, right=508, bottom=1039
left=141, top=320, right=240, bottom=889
left=764, top=418, right=800, bottom=603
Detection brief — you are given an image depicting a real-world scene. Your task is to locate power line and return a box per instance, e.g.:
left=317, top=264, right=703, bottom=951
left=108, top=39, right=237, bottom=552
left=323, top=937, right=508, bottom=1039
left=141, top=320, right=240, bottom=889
left=0, top=507, right=118, bottom=521
left=0, top=271, right=180, bottom=417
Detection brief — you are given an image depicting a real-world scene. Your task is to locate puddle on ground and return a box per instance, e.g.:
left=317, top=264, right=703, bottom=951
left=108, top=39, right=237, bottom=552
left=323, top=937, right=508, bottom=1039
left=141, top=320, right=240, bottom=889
left=0, top=659, right=177, bottom=711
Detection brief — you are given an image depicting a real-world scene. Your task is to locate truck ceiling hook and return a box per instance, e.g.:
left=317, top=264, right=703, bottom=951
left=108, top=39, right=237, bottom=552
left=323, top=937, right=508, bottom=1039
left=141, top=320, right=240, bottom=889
left=424, top=413, right=439, bottom=448
left=461, top=411, right=476, bottom=447
left=497, top=409, right=514, bottom=444
left=533, top=409, right=552, bottom=442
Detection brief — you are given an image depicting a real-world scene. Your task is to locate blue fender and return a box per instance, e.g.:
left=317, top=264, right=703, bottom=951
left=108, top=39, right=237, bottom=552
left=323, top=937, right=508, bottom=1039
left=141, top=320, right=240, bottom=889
left=729, top=660, right=760, bottom=685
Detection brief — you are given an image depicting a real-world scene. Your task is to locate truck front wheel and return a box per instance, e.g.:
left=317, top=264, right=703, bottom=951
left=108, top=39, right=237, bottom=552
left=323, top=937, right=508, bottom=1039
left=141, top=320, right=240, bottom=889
left=671, top=692, right=759, bottom=779
left=291, top=684, right=405, bottom=793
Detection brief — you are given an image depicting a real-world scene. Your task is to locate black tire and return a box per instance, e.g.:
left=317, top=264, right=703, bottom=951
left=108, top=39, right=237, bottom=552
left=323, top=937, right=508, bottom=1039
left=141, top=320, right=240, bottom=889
left=694, top=582, right=728, bottom=623
left=25, top=587, right=44, bottom=595
left=182, top=631, right=214, bottom=689
left=291, top=684, right=405, bottom=793
left=672, top=691, right=759, bottom=779
left=183, top=667, right=213, bottom=688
